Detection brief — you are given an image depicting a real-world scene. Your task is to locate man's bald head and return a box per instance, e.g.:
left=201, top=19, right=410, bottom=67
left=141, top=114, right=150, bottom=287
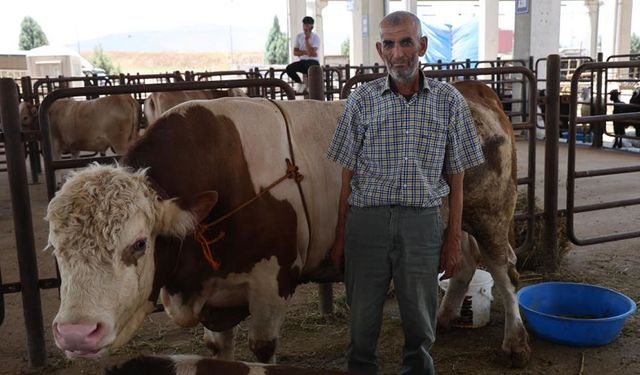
left=380, top=11, right=422, bottom=39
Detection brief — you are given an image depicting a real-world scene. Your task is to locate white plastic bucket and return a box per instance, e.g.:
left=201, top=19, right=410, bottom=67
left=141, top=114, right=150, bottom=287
left=439, top=269, right=494, bottom=328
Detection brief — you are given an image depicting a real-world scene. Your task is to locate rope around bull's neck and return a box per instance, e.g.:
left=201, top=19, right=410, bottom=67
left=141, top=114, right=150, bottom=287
left=194, top=100, right=311, bottom=271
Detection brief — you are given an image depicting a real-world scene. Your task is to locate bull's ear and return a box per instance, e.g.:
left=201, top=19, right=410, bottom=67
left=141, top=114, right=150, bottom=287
left=190, top=191, right=218, bottom=223
left=156, top=191, right=218, bottom=238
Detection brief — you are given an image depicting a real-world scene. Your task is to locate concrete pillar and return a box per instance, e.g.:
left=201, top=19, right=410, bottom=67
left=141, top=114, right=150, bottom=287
left=512, top=0, right=561, bottom=124
left=598, top=1, right=616, bottom=58
left=288, top=0, right=326, bottom=65
left=479, top=0, right=499, bottom=61
left=585, top=0, right=600, bottom=58
left=288, top=0, right=306, bottom=63
left=399, top=0, right=417, bottom=14
left=350, top=0, right=385, bottom=65
left=614, top=0, right=632, bottom=56
left=513, top=0, right=561, bottom=87
left=315, top=0, right=328, bottom=64
left=614, top=0, right=632, bottom=78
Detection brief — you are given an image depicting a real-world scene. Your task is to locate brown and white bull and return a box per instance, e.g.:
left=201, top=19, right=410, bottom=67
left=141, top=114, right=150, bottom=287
left=143, top=88, right=246, bottom=125
left=46, top=80, right=530, bottom=366
left=19, top=95, right=140, bottom=159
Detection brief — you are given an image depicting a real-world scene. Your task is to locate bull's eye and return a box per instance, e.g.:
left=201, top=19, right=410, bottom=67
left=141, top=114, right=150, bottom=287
left=133, top=239, right=147, bottom=253
left=122, top=238, right=147, bottom=266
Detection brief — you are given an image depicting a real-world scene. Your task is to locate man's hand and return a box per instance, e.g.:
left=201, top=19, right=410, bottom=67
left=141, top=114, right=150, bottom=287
left=439, top=230, right=461, bottom=280
left=330, top=233, right=345, bottom=273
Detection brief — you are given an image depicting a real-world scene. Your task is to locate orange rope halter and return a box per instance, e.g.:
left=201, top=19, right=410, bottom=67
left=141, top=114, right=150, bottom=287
left=195, top=228, right=225, bottom=270
left=195, top=158, right=303, bottom=270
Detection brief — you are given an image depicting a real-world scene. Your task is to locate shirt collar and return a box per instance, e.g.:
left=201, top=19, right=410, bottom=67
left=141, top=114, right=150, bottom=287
left=381, top=70, right=431, bottom=96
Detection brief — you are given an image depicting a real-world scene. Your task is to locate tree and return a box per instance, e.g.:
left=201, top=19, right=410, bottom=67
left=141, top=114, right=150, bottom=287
left=19, top=16, right=49, bottom=50
left=631, top=33, right=640, bottom=55
left=264, top=16, right=289, bottom=65
left=341, top=38, right=350, bottom=56
left=90, top=45, right=120, bottom=74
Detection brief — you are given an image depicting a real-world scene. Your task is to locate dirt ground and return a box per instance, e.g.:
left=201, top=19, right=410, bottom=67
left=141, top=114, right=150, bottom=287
left=0, top=139, right=638, bottom=375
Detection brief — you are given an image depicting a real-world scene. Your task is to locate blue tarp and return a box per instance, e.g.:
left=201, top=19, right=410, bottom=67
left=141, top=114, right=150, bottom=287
left=420, top=19, right=478, bottom=64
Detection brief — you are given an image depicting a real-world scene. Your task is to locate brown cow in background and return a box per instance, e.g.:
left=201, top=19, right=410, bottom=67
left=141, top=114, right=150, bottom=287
left=19, top=95, right=141, bottom=159
left=143, top=88, right=246, bottom=125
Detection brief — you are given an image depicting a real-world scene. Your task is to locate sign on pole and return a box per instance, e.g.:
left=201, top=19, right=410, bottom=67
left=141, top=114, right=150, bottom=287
left=516, top=0, right=529, bottom=14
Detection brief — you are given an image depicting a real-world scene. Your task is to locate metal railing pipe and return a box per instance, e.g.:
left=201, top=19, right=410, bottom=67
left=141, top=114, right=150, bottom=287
left=0, top=78, right=46, bottom=367
left=307, top=65, right=333, bottom=315
left=543, top=55, right=560, bottom=272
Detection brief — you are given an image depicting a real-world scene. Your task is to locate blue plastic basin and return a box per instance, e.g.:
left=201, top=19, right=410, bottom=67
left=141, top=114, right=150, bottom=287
left=517, top=282, right=636, bottom=346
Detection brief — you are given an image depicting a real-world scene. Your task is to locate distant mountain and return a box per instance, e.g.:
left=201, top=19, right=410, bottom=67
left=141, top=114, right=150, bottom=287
left=72, top=24, right=268, bottom=52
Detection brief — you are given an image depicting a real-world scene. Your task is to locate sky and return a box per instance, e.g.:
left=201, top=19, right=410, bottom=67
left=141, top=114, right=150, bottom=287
left=0, top=0, right=291, bottom=51
left=1, top=0, right=639, bottom=56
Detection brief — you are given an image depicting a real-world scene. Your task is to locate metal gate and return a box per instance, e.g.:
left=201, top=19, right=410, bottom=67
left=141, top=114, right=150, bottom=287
left=565, top=59, right=640, bottom=245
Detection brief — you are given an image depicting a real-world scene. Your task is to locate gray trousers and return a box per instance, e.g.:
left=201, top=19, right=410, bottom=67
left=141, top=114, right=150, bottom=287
left=345, top=205, right=443, bottom=375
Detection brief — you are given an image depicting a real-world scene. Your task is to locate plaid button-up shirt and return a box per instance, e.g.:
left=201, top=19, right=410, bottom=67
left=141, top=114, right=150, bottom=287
left=326, top=73, right=485, bottom=208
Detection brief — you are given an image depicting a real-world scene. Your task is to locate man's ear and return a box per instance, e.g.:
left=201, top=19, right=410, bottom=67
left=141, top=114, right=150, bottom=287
left=418, top=36, right=428, bottom=57
left=30, top=105, right=37, bottom=115
left=376, top=41, right=383, bottom=60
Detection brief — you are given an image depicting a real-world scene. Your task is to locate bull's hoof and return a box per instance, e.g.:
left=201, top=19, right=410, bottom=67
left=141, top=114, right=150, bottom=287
left=436, top=312, right=458, bottom=331
left=205, top=340, right=222, bottom=356
left=202, top=330, right=234, bottom=360
left=249, top=338, right=276, bottom=363
left=502, top=332, right=531, bottom=368
left=504, top=348, right=531, bottom=368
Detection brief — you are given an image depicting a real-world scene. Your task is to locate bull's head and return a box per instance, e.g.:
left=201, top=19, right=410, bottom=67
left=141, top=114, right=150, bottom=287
left=46, top=164, right=217, bottom=358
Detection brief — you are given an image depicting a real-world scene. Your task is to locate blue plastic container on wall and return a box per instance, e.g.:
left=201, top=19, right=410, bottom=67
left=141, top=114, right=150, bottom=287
left=517, top=282, right=637, bottom=346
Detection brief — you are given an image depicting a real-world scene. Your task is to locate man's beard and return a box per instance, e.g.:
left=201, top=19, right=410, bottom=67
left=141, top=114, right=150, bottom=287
left=387, top=59, right=418, bottom=82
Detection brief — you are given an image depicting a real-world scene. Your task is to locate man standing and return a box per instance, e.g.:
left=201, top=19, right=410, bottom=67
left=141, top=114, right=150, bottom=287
left=285, top=16, right=320, bottom=93
left=326, top=11, right=485, bottom=375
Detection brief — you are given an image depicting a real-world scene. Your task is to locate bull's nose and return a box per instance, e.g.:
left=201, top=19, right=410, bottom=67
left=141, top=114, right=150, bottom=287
left=53, top=322, right=105, bottom=352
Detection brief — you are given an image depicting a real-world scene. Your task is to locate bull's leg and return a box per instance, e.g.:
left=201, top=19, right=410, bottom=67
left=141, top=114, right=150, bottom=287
left=203, top=327, right=235, bottom=360
left=483, top=242, right=530, bottom=368
left=111, top=139, right=129, bottom=156
left=437, top=231, right=479, bottom=329
left=51, top=141, right=66, bottom=188
left=247, top=294, right=287, bottom=364
left=246, top=259, right=291, bottom=363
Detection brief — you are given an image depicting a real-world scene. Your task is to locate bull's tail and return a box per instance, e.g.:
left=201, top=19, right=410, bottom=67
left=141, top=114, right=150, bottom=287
left=143, top=95, right=156, bottom=129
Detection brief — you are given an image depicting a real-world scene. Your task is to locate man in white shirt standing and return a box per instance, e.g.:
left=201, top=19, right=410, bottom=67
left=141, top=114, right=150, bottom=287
left=285, top=16, right=321, bottom=93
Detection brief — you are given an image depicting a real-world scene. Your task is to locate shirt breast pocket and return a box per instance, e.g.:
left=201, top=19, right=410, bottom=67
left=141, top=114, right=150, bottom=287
left=415, top=130, right=447, bottom=166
